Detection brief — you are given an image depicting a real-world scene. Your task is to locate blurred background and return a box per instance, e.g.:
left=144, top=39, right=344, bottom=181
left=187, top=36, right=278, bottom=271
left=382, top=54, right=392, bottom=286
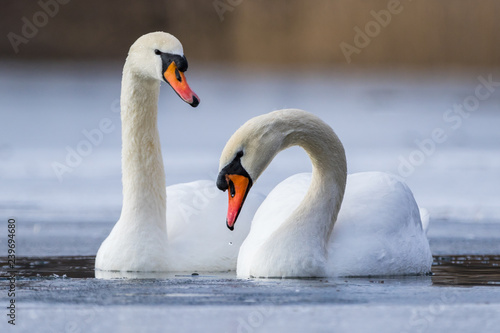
left=2, top=0, right=500, bottom=67
left=1, top=0, right=499, bottom=252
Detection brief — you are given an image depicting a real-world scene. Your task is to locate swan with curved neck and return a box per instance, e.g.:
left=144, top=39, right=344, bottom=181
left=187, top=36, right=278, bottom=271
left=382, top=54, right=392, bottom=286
left=217, top=109, right=432, bottom=278
left=95, top=32, right=261, bottom=274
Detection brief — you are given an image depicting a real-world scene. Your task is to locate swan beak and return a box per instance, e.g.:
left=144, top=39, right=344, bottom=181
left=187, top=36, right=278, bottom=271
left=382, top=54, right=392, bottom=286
left=163, top=62, right=200, bottom=107
left=225, top=174, right=252, bottom=231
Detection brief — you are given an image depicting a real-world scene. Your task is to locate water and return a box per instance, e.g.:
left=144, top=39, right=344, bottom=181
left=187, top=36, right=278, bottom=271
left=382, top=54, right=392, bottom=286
left=3, top=214, right=499, bottom=331
left=1, top=63, right=500, bottom=331
left=1, top=62, right=500, bottom=224
left=2, top=255, right=500, bottom=332
left=3, top=255, right=500, bottom=285
left=432, top=255, right=500, bottom=286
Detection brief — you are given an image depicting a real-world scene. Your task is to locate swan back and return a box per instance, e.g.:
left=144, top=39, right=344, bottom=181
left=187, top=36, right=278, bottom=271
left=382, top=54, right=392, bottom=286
left=165, top=180, right=265, bottom=271
left=327, top=172, right=433, bottom=276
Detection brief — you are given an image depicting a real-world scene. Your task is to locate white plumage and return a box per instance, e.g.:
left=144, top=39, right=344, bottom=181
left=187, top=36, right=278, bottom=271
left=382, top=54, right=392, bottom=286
left=218, top=109, right=432, bottom=278
left=95, top=32, right=263, bottom=274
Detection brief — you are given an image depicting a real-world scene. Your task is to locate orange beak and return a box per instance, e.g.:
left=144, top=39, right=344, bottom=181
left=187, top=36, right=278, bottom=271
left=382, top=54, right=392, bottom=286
left=225, top=174, right=251, bottom=230
left=163, top=62, right=200, bottom=107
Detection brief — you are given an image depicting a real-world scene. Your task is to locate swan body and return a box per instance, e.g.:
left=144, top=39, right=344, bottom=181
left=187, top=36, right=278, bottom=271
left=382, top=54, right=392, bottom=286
left=217, top=109, right=432, bottom=278
left=97, top=180, right=262, bottom=272
left=95, top=32, right=262, bottom=273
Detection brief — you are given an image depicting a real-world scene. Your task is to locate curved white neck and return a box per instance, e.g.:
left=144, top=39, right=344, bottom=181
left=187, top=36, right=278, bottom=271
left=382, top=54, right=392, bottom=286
left=279, top=119, right=347, bottom=250
left=239, top=113, right=348, bottom=277
left=119, top=66, right=166, bottom=231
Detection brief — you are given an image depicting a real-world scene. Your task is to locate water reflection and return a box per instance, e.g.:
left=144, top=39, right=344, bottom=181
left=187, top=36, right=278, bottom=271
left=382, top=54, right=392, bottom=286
left=2, top=256, right=500, bottom=286
left=0, top=257, right=230, bottom=280
left=432, top=255, right=500, bottom=286
left=0, top=256, right=95, bottom=279
left=95, top=269, right=234, bottom=280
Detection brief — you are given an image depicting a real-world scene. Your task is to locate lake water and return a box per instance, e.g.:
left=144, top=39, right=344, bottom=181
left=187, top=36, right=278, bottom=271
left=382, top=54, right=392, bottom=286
left=1, top=62, right=500, bottom=332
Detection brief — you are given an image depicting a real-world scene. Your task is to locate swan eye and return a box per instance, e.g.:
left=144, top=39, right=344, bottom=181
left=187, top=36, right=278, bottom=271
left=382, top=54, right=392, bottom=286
left=228, top=179, right=236, bottom=198
left=236, top=151, right=244, bottom=158
left=154, top=49, right=162, bottom=55
left=175, top=68, right=182, bottom=82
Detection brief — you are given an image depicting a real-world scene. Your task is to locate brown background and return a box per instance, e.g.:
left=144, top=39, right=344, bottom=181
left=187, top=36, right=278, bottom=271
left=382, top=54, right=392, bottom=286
left=1, top=0, right=499, bottom=68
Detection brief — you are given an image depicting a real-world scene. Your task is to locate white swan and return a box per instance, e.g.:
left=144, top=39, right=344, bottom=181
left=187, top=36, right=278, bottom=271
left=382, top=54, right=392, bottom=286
left=95, top=32, right=263, bottom=273
left=216, top=109, right=433, bottom=278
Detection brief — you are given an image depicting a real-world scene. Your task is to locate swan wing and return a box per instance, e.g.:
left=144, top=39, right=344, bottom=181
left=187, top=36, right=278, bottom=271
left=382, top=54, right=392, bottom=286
left=327, top=172, right=433, bottom=276
left=166, top=180, right=264, bottom=271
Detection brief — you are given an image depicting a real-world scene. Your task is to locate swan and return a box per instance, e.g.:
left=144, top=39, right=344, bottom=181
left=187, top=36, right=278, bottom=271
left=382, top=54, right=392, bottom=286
left=95, top=32, right=263, bottom=273
left=216, top=109, right=433, bottom=278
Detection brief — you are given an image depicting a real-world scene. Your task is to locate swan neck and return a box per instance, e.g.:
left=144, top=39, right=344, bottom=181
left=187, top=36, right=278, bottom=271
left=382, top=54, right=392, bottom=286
left=119, top=68, right=166, bottom=228
left=282, top=122, right=347, bottom=246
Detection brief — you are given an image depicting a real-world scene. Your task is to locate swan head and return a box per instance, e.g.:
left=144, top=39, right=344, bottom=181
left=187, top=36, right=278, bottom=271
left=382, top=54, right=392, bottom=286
left=217, top=110, right=295, bottom=230
left=126, top=31, right=199, bottom=107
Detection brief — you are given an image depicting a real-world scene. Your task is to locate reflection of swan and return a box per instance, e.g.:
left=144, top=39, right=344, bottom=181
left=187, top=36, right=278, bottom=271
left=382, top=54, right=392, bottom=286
left=217, top=109, right=432, bottom=278
left=95, top=32, right=262, bottom=274
left=95, top=269, right=236, bottom=280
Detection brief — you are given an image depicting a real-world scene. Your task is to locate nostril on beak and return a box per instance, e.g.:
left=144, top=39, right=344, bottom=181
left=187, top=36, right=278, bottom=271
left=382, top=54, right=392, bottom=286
left=229, top=180, right=236, bottom=198
left=175, top=68, right=182, bottom=82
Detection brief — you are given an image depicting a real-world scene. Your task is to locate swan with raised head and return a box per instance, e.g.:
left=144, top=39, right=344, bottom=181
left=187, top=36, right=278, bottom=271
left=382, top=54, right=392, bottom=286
left=95, top=32, right=262, bottom=273
left=217, top=109, right=432, bottom=278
